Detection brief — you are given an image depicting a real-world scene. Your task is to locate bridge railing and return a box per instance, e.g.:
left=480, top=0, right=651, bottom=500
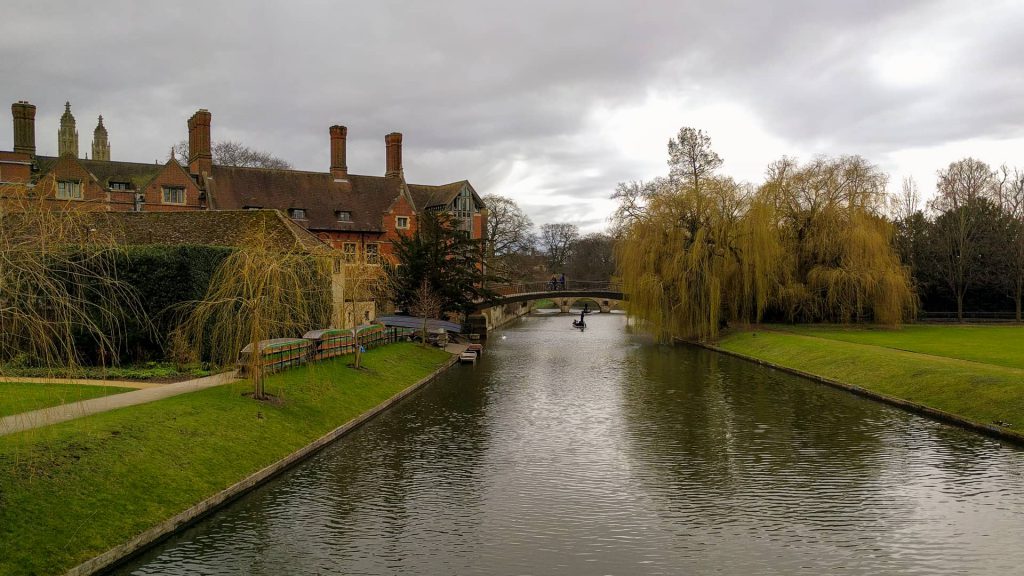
left=487, top=280, right=622, bottom=296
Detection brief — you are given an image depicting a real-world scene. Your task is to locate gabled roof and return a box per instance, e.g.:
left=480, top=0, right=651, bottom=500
left=408, top=180, right=485, bottom=211
left=205, top=165, right=414, bottom=233
left=35, top=155, right=168, bottom=190
left=85, top=209, right=331, bottom=254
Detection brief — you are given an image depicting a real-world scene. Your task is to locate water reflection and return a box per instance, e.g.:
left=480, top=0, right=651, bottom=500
left=116, top=313, right=1024, bottom=575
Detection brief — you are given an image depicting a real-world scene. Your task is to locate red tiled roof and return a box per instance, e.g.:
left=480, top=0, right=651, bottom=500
left=35, top=155, right=169, bottom=190
left=206, top=165, right=414, bottom=233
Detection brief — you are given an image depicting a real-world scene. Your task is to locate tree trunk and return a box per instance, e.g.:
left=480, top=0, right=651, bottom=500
left=956, top=292, right=965, bottom=322
left=1016, top=280, right=1022, bottom=323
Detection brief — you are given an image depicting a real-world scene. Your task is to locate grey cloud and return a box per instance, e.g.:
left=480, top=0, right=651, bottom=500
left=2, top=0, right=1021, bottom=231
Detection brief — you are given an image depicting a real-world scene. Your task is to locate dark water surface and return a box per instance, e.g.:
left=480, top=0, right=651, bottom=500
left=115, top=313, right=1024, bottom=575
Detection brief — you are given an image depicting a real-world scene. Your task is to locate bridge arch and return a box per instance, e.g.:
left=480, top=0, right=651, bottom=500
left=468, top=281, right=627, bottom=336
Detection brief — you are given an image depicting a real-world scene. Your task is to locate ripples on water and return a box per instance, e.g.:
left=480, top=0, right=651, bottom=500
left=116, top=313, right=1024, bottom=575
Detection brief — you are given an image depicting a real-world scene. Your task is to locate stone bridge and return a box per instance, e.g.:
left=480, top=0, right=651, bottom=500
left=468, top=281, right=626, bottom=336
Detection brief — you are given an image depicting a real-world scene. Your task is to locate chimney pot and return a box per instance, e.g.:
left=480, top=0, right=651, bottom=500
left=11, top=100, right=37, bottom=157
left=188, top=109, right=213, bottom=176
left=385, top=132, right=403, bottom=177
left=330, top=125, right=348, bottom=180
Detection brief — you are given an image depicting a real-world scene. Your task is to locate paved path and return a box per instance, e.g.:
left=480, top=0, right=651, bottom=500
left=0, top=371, right=238, bottom=437
left=0, top=376, right=158, bottom=389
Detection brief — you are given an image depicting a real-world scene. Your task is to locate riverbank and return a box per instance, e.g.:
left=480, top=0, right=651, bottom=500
left=716, top=325, right=1024, bottom=440
left=0, top=343, right=452, bottom=576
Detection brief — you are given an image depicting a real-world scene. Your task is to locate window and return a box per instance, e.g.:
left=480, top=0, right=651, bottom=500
left=289, top=208, right=307, bottom=220
left=365, top=243, right=380, bottom=265
left=396, top=216, right=409, bottom=229
left=162, top=186, right=186, bottom=204
left=109, top=181, right=130, bottom=191
left=454, top=187, right=474, bottom=232
left=333, top=257, right=342, bottom=274
left=342, top=242, right=357, bottom=263
left=336, top=210, right=351, bottom=222
left=56, top=180, right=82, bottom=200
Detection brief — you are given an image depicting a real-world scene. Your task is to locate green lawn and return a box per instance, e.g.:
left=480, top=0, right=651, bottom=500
left=0, top=362, right=211, bottom=381
left=770, top=324, right=1024, bottom=369
left=0, top=382, right=133, bottom=417
left=0, top=343, right=450, bottom=576
left=718, top=327, right=1024, bottom=433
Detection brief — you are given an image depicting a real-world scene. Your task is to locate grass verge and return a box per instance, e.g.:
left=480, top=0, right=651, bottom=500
left=764, top=324, right=1024, bottom=369
left=0, top=382, right=134, bottom=418
left=717, top=328, right=1024, bottom=432
left=0, top=343, right=450, bottom=576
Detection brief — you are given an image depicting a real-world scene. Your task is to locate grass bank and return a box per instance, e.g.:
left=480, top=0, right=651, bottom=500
left=0, top=382, right=134, bottom=418
left=767, top=324, right=1024, bottom=369
left=0, top=343, right=450, bottom=576
left=717, top=325, right=1024, bottom=433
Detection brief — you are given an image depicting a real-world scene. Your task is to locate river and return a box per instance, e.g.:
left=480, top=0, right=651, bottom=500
left=115, top=312, right=1024, bottom=575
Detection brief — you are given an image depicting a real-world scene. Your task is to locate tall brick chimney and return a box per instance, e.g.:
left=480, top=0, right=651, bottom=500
left=12, top=101, right=36, bottom=157
left=385, top=132, right=403, bottom=177
left=330, top=125, right=348, bottom=180
left=187, top=109, right=213, bottom=176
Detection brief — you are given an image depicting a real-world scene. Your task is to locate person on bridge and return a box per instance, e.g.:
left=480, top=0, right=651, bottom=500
left=559, top=273, right=566, bottom=290
left=549, top=275, right=558, bottom=291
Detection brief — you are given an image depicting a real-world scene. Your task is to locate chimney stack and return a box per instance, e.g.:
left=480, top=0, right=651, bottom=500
left=187, top=109, right=213, bottom=176
left=330, top=125, right=348, bottom=180
left=385, top=132, right=403, bottom=177
left=11, top=101, right=36, bottom=157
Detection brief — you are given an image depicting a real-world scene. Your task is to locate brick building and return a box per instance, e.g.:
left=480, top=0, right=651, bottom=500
left=0, top=100, right=487, bottom=263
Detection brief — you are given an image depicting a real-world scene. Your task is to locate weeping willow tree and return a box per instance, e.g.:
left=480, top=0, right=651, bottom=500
left=759, top=155, right=916, bottom=324
left=614, top=129, right=916, bottom=342
left=617, top=176, right=750, bottom=341
left=614, top=128, right=755, bottom=341
left=0, top=181, right=142, bottom=371
left=174, top=224, right=332, bottom=399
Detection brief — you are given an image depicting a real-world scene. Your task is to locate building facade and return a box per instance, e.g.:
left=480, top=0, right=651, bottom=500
left=1, top=100, right=487, bottom=264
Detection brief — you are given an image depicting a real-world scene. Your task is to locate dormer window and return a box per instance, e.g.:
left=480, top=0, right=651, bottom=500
left=396, top=216, right=410, bottom=229
left=109, top=181, right=130, bottom=191
left=336, top=210, right=351, bottom=222
left=289, top=208, right=307, bottom=220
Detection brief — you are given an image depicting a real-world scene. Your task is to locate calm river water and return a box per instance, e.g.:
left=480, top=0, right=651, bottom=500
left=115, top=312, right=1024, bottom=575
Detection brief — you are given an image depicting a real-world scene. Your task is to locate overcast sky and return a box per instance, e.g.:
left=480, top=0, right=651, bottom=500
left=2, top=1, right=1022, bottom=232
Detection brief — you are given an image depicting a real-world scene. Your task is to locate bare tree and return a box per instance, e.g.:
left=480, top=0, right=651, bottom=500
left=932, top=157, right=995, bottom=212
left=890, top=176, right=920, bottom=221
left=481, top=194, right=535, bottom=280
left=408, top=279, right=443, bottom=348
left=175, top=139, right=292, bottom=169
left=999, top=167, right=1024, bottom=320
left=539, top=222, right=579, bottom=272
left=668, top=127, right=723, bottom=194
left=928, top=158, right=999, bottom=321
left=564, top=232, right=615, bottom=282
